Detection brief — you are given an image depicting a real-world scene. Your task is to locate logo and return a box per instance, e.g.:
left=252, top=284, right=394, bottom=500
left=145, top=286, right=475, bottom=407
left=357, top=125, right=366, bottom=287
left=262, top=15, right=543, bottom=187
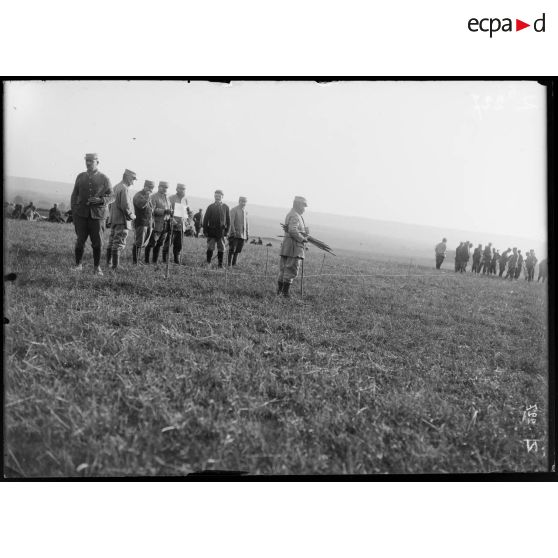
left=468, top=13, right=546, bottom=37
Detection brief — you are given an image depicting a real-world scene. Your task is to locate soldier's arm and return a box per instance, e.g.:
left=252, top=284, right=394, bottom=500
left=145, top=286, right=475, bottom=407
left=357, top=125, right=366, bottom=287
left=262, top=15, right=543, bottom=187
left=287, top=215, right=307, bottom=243
left=229, top=208, right=236, bottom=237
left=224, top=206, right=231, bottom=235
left=151, top=195, right=165, bottom=216
left=99, top=177, right=113, bottom=206
left=133, top=192, right=149, bottom=209
left=70, top=175, right=80, bottom=206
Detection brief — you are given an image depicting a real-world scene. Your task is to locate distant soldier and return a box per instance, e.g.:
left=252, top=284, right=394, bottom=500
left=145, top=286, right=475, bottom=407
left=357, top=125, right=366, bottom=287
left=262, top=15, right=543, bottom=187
left=257, top=237, right=263, bottom=245
left=434, top=237, right=447, bottom=269
left=22, top=201, right=36, bottom=220
left=193, top=209, right=203, bottom=237
left=277, top=196, right=309, bottom=297
left=106, top=169, right=137, bottom=270
left=454, top=242, right=463, bottom=272
left=228, top=196, right=249, bottom=266
left=499, top=248, right=511, bottom=277
left=4, top=202, right=15, bottom=218
left=480, top=243, right=492, bottom=274
left=145, top=181, right=172, bottom=266
left=505, top=247, right=518, bottom=279
left=64, top=209, right=73, bottom=224
left=514, top=250, right=524, bottom=279
left=184, top=209, right=195, bottom=237
left=489, top=249, right=500, bottom=275
left=203, top=189, right=230, bottom=268
left=48, top=203, right=64, bottom=223
left=471, top=244, right=482, bottom=274
left=70, top=153, right=112, bottom=274
left=537, top=259, right=547, bottom=282
left=525, top=250, right=537, bottom=282
left=132, top=180, right=155, bottom=265
left=163, top=183, right=189, bottom=264
left=12, top=204, right=23, bottom=220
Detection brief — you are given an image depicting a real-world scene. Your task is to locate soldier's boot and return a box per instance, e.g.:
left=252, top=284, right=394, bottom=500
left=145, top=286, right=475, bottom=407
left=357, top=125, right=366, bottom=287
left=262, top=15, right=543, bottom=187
left=106, top=248, right=112, bottom=267
left=144, top=246, right=151, bottom=264
left=173, top=251, right=180, bottom=265
left=132, top=246, right=138, bottom=265
left=75, top=245, right=84, bottom=266
left=228, top=250, right=234, bottom=266
left=282, top=282, right=291, bottom=298
left=92, top=246, right=102, bottom=269
left=111, top=250, right=120, bottom=270
left=206, top=250, right=213, bottom=264
left=277, top=281, right=283, bottom=295
left=217, top=251, right=224, bottom=268
left=232, top=253, right=238, bottom=266
left=153, top=246, right=161, bottom=265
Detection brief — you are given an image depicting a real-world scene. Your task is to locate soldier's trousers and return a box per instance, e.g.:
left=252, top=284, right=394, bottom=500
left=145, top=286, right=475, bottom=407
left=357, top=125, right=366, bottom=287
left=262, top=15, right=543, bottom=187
left=435, top=254, right=444, bottom=269
left=134, top=224, right=152, bottom=248
left=73, top=214, right=103, bottom=266
left=207, top=236, right=226, bottom=252
left=526, top=266, right=535, bottom=281
left=107, top=224, right=129, bottom=254
left=278, top=256, right=302, bottom=285
left=163, top=229, right=183, bottom=262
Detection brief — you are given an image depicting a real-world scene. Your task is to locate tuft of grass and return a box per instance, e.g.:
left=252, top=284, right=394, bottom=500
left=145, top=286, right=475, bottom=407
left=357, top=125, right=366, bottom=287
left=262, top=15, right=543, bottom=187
left=4, top=220, right=549, bottom=476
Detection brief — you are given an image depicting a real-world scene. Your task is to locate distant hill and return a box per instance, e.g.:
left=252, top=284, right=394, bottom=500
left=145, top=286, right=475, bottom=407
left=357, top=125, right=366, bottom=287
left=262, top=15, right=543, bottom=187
left=5, top=175, right=547, bottom=265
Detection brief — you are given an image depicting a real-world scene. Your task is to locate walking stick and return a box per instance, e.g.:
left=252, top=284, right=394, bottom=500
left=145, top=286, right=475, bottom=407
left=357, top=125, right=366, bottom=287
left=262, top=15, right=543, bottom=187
left=165, top=217, right=174, bottom=279
left=265, top=245, right=269, bottom=278
left=301, top=259, right=304, bottom=298
left=319, top=253, right=326, bottom=275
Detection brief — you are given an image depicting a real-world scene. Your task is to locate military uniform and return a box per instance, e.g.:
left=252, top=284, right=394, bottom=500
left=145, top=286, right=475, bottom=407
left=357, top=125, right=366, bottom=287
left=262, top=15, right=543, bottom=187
left=70, top=155, right=112, bottom=269
left=133, top=181, right=155, bottom=264
left=163, top=190, right=189, bottom=264
left=228, top=198, right=249, bottom=266
left=146, top=183, right=171, bottom=265
left=203, top=192, right=230, bottom=267
left=434, top=240, right=446, bottom=269
left=278, top=197, right=309, bottom=295
left=107, top=174, right=136, bottom=268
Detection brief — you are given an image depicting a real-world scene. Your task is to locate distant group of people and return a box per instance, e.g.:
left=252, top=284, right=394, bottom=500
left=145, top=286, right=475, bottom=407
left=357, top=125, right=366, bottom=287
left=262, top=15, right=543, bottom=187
left=435, top=238, right=547, bottom=282
left=68, top=154, right=252, bottom=275
left=5, top=201, right=72, bottom=223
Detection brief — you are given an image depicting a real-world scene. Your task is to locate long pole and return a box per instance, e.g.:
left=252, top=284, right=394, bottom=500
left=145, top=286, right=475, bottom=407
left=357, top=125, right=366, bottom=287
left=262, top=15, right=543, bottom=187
left=300, top=258, right=304, bottom=298
left=265, top=245, right=269, bottom=278
left=165, top=217, right=174, bottom=279
left=319, top=253, right=326, bottom=275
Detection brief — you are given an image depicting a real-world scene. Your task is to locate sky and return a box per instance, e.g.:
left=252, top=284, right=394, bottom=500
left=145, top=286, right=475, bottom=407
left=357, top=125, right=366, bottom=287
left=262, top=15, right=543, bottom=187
left=4, top=80, right=547, bottom=242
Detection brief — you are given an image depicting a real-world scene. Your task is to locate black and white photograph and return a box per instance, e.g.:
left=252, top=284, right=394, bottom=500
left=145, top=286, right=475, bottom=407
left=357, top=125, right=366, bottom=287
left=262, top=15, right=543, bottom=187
left=3, top=79, right=551, bottom=477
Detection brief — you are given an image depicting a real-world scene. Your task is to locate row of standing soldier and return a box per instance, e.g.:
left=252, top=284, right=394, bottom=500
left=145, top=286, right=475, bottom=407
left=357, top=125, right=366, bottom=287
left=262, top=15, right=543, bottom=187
left=435, top=238, right=546, bottom=282
left=70, top=154, right=250, bottom=275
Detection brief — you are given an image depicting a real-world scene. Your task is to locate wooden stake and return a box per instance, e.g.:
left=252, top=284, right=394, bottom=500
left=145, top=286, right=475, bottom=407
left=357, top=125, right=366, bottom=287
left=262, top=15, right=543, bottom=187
left=319, top=253, right=326, bottom=275
left=301, top=259, right=304, bottom=298
left=165, top=218, right=173, bottom=279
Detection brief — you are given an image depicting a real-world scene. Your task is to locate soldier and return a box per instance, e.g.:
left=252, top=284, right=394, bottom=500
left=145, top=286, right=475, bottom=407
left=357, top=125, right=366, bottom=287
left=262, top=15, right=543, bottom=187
left=203, top=189, right=230, bottom=268
left=480, top=243, right=492, bottom=274
left=499, top=248, right=511, bottom=277
left=22, top=201, right=36, bottom=220
left=277, top=196, right=309, bottom=297
left=145, top=181, right=172, bottom=266
left=515, top=250, right=524, bottom=279
left=525, top=250, right=538, bottom=282
left=505, top=247, right=518, bottom=279
left=228, top=196, right=249, bottom=266
left=434, top=237, right=447, bottom=269
left=132, top=180, right=155, bottom=265
left=106, top=169, right=137, bottom=270
left=193, top=209, right=203, bottom=237
left=489, top=249, right=500, bottom=275
left=48, top=203, right=64, bottom=223
left=471, top=244, right=482, bottom=274
left=163, top=183, right=189, bottom=264
left=70, top=153, right=112, bottom=274
left=454, top=242, right=463, bottom=272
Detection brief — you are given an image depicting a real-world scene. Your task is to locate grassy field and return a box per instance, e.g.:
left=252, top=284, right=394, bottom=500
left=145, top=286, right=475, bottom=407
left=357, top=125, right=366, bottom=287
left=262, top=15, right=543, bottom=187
left=4, top=219, right=549, bottom=476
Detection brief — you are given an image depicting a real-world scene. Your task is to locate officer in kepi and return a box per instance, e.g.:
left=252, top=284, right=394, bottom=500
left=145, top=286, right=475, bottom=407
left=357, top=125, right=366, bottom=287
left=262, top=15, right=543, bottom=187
left=70, top=153, right=113, bottom=275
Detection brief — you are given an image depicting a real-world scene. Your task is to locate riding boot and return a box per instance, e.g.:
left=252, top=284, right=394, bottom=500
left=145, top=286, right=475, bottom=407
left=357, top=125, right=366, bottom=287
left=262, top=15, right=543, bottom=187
left=217, top=251, right=224, bottom=268
left=232, top=253, right=238, bottom=266
left=75, top=245, right=84, bottom=265
left=92, top=246, right=102, bottom=268
left=153, top=246, right=160, bottom=264
left=144, top=246, right=151, bottom=264
left=282, top=282, right=291, bottom=298
left=206, top=249, right=213, bottom=264
left=228, top=250, right=234, bottom=266
left=112, top=250, right=119, bottom=270
left=106, top=248, right=112, bottom=267
left=277, top=281, right=283, bottom=295
left=132, top=246, right=138, bottom=265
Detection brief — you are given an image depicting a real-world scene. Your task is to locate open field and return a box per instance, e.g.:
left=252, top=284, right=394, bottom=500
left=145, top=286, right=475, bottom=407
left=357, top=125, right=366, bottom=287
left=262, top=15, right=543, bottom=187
left=4, top=219, right=549, bottom=476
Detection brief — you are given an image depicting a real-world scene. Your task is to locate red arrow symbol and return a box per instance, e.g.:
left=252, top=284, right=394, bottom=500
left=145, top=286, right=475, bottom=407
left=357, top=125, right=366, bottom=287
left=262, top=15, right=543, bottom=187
left=516, top=19, right=530, bottom=31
